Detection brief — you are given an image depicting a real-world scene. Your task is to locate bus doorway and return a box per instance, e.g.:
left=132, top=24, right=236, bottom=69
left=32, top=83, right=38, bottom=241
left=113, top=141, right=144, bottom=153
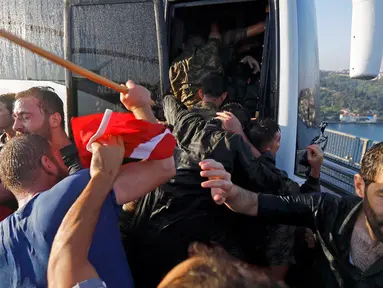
left=166, top=0, right=277, bottom=119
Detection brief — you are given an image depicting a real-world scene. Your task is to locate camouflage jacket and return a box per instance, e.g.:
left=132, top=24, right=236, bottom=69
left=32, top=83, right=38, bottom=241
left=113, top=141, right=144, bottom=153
left=169, top=38, right=224, bottom=109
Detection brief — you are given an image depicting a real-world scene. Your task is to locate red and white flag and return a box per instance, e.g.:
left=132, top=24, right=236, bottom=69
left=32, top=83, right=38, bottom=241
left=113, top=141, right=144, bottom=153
left=71, top=109, right=176, bottom=168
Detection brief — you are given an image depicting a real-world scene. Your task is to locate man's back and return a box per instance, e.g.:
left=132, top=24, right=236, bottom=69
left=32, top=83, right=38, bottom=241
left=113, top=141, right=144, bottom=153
left=0, top=169, right=133, bottom=288
left=157, top=96, right=284, bottom=219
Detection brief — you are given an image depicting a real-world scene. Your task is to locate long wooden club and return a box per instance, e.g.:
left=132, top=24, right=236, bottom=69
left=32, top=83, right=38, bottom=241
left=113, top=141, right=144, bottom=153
left=0, top=29, right=129, bottom=94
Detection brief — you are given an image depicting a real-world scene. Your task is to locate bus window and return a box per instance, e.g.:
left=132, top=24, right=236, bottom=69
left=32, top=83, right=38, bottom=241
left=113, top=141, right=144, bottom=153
left=0, top=0, right=65, bottom=81
left=67, top=2, right=161, bottom=116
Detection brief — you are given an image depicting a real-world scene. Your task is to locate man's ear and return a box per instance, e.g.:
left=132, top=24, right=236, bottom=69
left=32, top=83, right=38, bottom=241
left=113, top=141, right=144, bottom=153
left=354, top=174, right=366, bottom=198
left=41, top=155, right=59, bottom=175
left=49, top=112, right=62, bottom=129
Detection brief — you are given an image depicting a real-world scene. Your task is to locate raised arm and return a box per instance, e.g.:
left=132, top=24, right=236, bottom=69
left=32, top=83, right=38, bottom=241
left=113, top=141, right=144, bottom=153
left=300, top=145, right=323, bottom=194
left=48, top=136, right=125, bottom=288
left=199, top=159, right=323, bottom=229
left=115, top=81, right=176, bottom=205
left=222, top=21, right=266, bottom=46
left=120, top=80, right=157, bottom=124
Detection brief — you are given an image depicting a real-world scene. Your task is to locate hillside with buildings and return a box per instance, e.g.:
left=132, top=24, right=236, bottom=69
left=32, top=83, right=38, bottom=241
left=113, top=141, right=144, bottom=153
left=320, top=70, right=383, bottom=121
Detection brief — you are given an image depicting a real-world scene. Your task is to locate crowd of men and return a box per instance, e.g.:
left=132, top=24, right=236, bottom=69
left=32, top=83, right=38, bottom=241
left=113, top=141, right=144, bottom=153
left=0, top=75, right=381, bottom=288
left=0, top=5, right=382, bottom=286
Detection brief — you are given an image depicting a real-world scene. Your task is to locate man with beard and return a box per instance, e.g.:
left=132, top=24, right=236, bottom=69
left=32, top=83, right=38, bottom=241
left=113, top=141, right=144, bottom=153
left=12, top=87, right=81, bottom=175
left=0, top=82, right=176, bottom=288
left=199, top=142, right=383, bottom=287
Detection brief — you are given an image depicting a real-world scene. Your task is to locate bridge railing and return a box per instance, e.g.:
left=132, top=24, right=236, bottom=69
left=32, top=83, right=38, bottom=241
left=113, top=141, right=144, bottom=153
left=321, top=129, right=378, bottom=194
left=324, top=129, right=377, bottom=168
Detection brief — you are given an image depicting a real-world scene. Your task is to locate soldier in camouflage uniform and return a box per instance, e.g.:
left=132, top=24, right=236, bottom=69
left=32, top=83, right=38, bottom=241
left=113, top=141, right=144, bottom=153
left=169, top=21, right=266, bottom=109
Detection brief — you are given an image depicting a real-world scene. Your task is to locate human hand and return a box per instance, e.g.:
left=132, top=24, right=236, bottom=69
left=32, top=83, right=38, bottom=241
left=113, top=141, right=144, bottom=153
left=90, top=136, right=125, bottom=182
left=199, top=159, right=235, bottom=205
left=307, top=144, right=324, bottom=172
left=120, top=80, right=153, bottom=112
left=216, top=111, right=243, bottom=134
left=240, top=55, right=260, bottom=74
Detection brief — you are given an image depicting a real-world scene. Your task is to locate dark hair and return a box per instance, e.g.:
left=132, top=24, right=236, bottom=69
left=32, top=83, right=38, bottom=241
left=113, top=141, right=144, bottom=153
left=0, top=93, right=16, bottom=114
left=220, top=102, right=251, bottom=128
left=0, top=134, right=52, bottom=194
left=360, top=142, right=383, bottom=183
left=245, top=119, right=280, bottom=151
left=202, top=74, right=227, bottom=99
left=16, top=87, right=65, bottom=129
left=165, top=242, right=287, bottom=288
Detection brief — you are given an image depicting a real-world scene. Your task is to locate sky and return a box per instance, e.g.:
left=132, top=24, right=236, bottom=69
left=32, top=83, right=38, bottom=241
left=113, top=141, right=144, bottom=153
left=315, top=0, right=382, bottom=71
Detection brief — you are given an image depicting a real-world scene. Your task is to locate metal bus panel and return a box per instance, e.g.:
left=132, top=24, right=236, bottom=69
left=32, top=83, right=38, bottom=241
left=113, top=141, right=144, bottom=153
left=64, top=0, right=168, bottom=124
left=275, top=0, right=299, bottom=177
left=0, top=0, right=65, bottom=81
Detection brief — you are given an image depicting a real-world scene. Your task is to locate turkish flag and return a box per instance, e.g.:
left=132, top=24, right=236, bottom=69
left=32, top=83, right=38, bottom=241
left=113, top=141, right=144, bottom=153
left=71, top=109, right=176, bottom=168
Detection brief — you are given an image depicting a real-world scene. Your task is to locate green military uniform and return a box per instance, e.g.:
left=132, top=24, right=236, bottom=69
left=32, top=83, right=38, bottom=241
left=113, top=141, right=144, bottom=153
left=169, top=38, right=224, bottom=109
left=169, top=28, right=248, bottom=109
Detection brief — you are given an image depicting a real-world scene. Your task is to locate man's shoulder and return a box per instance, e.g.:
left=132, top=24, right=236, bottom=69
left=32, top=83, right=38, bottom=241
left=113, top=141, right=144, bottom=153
left=320, top=193, right=360, bottom=205
left=9, top=169, right=92, bottom=239
left=53, top=169, right=90, bottom=190
left=318, top=193, right=362, bottom=220
left=32, top=169, right=91, bottom=212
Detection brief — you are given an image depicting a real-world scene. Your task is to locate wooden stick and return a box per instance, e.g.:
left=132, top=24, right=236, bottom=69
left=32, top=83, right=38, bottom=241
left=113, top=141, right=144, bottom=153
left=0, top=29, right=129, bottom=94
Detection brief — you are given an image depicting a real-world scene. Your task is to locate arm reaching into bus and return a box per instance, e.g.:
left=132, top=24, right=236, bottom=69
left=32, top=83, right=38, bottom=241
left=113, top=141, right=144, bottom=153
left=199, top=159, right=323, bottom=229
left=210, top=20, right=266, bottom=46
left=216, top=111, right=261, bottom=158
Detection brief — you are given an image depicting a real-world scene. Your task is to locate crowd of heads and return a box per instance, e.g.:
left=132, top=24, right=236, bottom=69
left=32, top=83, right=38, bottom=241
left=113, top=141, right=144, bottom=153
left=0, top=67, right=382, bottom=288
left=0, top=87, right=69, bottom=197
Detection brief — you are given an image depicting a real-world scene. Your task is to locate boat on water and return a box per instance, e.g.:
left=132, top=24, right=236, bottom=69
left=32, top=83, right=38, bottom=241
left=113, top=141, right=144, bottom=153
left=339, top=109, right=377, bottom=123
